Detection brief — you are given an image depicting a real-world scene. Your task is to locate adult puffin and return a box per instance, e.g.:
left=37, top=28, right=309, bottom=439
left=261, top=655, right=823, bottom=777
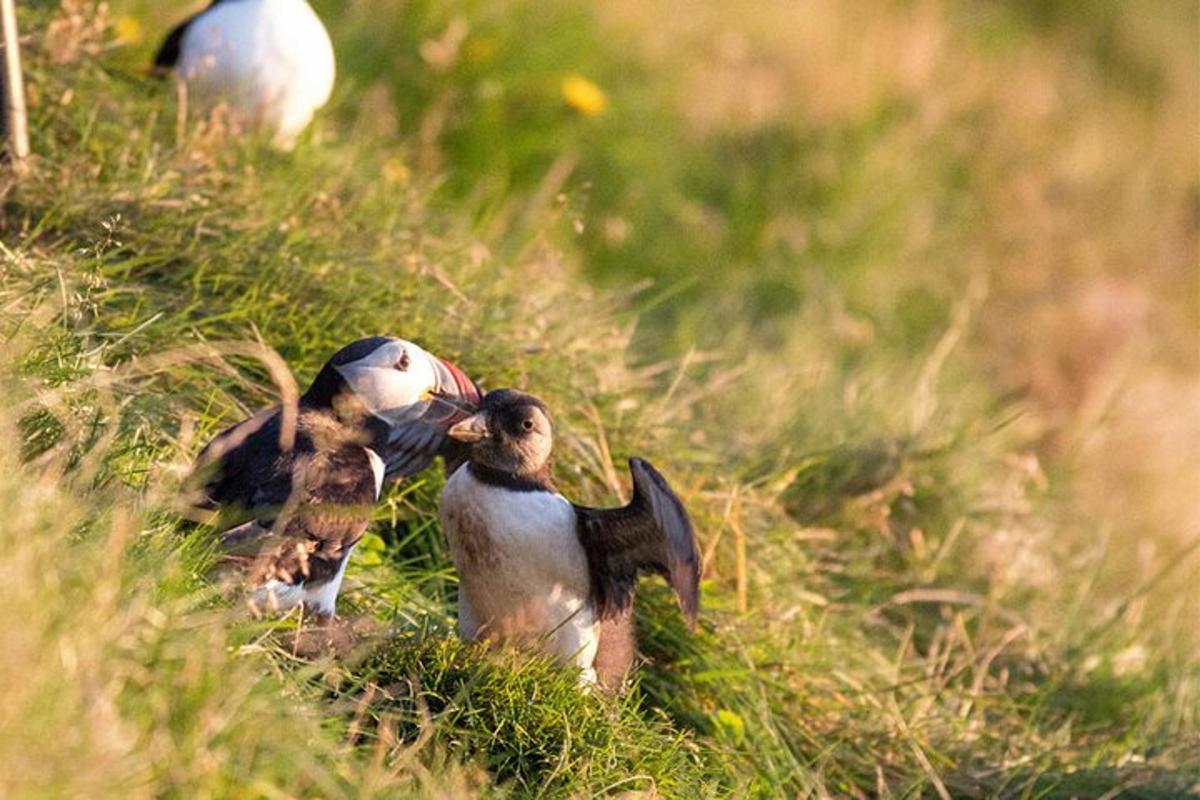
left=439, top=389, right=700, bottom=690
left=153, top=0, right=336, bottom=148
left=190, top=337, right=480, bottom=618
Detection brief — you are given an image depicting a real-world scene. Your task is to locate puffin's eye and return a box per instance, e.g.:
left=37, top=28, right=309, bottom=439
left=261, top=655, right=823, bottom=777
left=521, top=418, right=534, bottom=431
left=394, top=351, right=411, bottom=371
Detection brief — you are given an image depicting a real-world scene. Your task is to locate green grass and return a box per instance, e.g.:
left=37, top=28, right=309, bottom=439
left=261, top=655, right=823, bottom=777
left=1, top=0, right=1197, bottom=797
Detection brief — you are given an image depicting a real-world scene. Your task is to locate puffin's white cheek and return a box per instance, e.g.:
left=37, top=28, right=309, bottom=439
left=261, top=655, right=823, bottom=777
left=341, top=368, right=401, bottom=414
left=371, top=373, right=439, bottom=425
left=411, top=356, right=438, bottom=396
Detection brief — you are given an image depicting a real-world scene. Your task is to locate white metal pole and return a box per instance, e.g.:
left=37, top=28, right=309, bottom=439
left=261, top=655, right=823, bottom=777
left=0, top=0, right=30, bottom=162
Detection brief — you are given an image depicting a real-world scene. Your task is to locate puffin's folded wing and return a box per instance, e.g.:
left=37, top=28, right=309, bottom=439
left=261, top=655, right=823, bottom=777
left=574, top=458, right=700, bottom=627
left=186, top=408, right=292, bottom=519
left=381, top=418, right=446, bottom=478
left=221, top=449, right=377, bottom=595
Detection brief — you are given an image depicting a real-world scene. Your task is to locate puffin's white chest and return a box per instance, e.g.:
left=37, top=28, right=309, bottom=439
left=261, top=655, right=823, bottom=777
left=178, top=0, right=335, bottom=146
left=440, top=468, right=599, bottom=675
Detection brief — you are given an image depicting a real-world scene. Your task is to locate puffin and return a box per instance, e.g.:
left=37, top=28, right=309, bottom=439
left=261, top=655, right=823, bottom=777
left=153, top=0, right=336, bottom=148
left=190, top=336, right=481, bottom=618
left=438, top=389, right=700, bottom=689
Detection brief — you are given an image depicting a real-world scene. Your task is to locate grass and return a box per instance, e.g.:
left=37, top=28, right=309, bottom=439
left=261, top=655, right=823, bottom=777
left=1, top=0, right=1198, bottom=797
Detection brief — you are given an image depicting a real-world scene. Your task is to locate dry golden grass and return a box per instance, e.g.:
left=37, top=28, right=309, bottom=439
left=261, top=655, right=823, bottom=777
left=2, top=0, right=1196, bottom=796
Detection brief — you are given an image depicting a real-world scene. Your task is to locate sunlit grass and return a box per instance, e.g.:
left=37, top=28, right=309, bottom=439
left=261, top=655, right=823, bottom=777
left=1, top=0, right=1197, bottom=797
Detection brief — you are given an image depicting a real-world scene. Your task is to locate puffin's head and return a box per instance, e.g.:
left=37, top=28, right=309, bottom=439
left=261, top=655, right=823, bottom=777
left=445, top=389, right=553, bottom=475
left=303, top=336, right=479, bottom=430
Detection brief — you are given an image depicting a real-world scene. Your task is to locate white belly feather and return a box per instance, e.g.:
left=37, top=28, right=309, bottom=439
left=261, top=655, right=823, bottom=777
left=440, top=468, right=599, bottom=679
left=251, top=541, right=357, bottom=618
left=178, top=0, right=335, bottom=147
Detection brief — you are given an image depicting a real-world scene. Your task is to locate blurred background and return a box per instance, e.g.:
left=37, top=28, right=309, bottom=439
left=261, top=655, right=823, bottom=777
left=3, top=0, right=1198, bottom=796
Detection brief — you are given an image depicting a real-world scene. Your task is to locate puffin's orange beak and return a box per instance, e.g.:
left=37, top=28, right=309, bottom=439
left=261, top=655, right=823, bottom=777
left=428, top=357, right=481, bottom=425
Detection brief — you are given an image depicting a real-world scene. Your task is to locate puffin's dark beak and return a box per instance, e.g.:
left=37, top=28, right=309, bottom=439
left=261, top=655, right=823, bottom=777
left=447, top=413, right=489, bottom=443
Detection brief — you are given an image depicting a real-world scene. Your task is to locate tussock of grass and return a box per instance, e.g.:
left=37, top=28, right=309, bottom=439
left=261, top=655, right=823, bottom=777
left=358, top=632, right=710, bottom=796
left=1, top=0, right=1197, bottom=797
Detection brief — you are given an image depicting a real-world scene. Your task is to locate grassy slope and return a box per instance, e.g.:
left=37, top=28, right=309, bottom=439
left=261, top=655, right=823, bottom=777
left=2, top=0, right=1198, bottom=797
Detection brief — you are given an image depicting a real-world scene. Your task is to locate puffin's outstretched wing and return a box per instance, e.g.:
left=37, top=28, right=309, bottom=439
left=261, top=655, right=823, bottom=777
left=153, top=1, right=224, bottom=72
left=573, top=458, right=700, bottom=627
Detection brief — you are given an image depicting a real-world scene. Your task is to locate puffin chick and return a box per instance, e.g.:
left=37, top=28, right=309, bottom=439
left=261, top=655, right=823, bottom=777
left=439, top=389, right=700, bottom=690
left=189, top=336, right=480, bottom=619
left=153, top=0, right=336, bottom=149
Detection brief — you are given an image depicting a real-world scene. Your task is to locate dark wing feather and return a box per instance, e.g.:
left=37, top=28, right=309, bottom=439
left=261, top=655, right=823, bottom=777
left=152, top=20, right=188, bottom=71
left=574, top=458, right=700, bottom=628
left=381, top=393, right=481, bottom=479
left=191, top=410, right=375, bottom=590
left=188, top=408, right=293, bottom=521
left=245, top=444, right=378, bottom=589
left=381, top=417, right=448, bottom=479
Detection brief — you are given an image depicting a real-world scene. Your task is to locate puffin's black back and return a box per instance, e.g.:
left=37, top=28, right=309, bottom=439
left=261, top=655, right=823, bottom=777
left=192, top=336, right=393, bottom=520
left=191, top=337, right=407, bottom=521
left=191, top=408, right=300, bottom=524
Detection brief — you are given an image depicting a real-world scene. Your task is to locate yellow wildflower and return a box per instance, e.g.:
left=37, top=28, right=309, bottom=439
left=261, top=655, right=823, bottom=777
left=561, top=75, right=607, bottom=117
left=114, top=16, right=144, bottom=44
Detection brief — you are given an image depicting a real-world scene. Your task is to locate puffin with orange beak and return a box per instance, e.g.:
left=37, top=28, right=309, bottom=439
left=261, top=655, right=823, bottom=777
left=190, top=336, right=480, bottom=618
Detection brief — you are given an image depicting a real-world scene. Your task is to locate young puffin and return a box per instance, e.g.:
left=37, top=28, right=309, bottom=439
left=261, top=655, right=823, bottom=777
left=190, top=336, right=480, bottom=618
left=439, top=389, right=700, bottom=689
left=153, top=0, right=336, bottom=148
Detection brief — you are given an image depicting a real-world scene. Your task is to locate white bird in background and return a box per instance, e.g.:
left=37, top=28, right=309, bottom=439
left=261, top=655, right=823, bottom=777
left=154, top=0, right=336, bottom=149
